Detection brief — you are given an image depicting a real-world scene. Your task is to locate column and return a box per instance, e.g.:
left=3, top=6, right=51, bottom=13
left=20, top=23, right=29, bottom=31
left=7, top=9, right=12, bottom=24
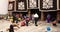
left=57, top=12, right=58, bottom=21
left=41, top=11, right=44, bottom=21
left=28, top=9, right=31, bottom=17
left=57, top=0, right=59, bottom=10
left=0, top=0, right=8, bottom=15
left=15, top=0, right=16, bottom=11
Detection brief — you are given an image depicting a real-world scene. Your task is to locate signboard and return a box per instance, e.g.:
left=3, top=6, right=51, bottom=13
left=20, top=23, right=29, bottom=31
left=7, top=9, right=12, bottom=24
left=40, top=0, right=57, bottom=10
left=16, top=0, right=27, bottom=11
left=28, top=0, right=38, bottom=9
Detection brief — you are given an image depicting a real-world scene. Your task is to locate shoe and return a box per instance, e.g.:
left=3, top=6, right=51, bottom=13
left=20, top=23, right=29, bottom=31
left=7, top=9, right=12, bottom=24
left=35, top=25, right=38, bottom=26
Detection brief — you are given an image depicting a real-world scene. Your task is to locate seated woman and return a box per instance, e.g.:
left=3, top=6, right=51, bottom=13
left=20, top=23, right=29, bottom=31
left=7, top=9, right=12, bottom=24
left=6, top=24, right=14, bottom=32
left=6, top=24, right=19, bottom=32
left=58, top=19, right=60, bottom=23
left=18, top=18, right=26, bottom=26
left=12, top=22, right=20, bottom=28
left=52, top=20, right=57, bottom=26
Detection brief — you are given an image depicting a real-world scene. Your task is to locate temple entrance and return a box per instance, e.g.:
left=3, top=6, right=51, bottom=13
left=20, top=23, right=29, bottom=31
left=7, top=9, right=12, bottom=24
left=30, top=9, right=41, bottom=20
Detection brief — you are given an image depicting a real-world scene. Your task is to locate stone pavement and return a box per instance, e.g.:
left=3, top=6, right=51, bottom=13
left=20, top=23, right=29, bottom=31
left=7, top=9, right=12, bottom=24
left=0, top=20, right=11, bottom=32
left=0, top=20, right=60, bottom=32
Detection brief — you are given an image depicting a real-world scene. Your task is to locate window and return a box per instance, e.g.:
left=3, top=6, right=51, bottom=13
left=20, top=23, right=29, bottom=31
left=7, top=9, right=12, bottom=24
left=18, top=2, right=25, bottom=10
left=8, top=1, right=14, bottom=11
left=43, top=0, right=53, bottom=9
left=16, top=0, right=27, bottom=11
left=40, top=0, right=57, bottom=10
left=28, top=0, right=38, bottom=9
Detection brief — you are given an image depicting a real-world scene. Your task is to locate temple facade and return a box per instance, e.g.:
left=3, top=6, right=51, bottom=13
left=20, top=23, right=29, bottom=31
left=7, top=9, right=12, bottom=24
left=8, top=0, right=60, bottom=21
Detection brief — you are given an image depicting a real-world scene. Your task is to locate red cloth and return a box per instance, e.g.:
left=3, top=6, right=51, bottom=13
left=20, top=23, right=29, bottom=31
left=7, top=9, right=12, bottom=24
left=20, top=21, right=25, bottom=26
left=26, top=18, right=30, bottom=21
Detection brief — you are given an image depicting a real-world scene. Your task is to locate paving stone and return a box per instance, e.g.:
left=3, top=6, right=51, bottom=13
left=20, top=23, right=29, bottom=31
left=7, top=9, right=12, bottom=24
left=0, top=20, right=60, bottom=32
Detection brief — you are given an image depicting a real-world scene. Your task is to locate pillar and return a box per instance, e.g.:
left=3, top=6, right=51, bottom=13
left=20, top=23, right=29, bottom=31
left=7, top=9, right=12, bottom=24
left=41, top=12, right=44, bottom=21
left=0, top=0, right=8, bottom=15
left=15, top=0, right=16, bottom=11
left=57, top=11, right=60, bottom=20
left=28, top=9, right=31, bottom=17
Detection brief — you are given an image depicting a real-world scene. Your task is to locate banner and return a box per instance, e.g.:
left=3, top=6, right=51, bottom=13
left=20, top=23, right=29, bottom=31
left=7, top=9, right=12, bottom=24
left=28, top=0, right=38, bottom=9
left=40, top=0, right=57, bottom=10
left=16, top=0, right=27, bottom=11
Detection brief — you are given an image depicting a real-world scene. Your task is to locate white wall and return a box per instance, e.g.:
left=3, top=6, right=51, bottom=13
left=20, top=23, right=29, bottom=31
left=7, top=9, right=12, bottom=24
left=0, top=0, right=8, bottom=15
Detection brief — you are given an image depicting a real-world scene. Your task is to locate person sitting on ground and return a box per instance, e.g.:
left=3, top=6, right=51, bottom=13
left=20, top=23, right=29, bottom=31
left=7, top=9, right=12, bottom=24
left=18, top=18, right=26, bottom=26
left=52, top=20, right=57, bottom=26
left=12, top=22, right=20, bottom=28
left=25, top=16, right=30, bottom=26
left=6, top=24, right=19, bottom=32
left=6, top=24, right=14, bottom=32
left=58, top=19, right=60, bottom=23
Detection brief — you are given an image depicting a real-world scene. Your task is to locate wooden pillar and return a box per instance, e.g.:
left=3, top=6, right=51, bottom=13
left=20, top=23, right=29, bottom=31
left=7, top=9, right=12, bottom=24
left=0, top=0, right=8, bottom=15
left=8, top=11, right=12, bottom=16
left=41, top=12, right=44, bottom=21
left=57, top=11, right=60, bottom=20
left=28, top=9, right=31, bottom=17
left=14, top=0, right=16, bottom=11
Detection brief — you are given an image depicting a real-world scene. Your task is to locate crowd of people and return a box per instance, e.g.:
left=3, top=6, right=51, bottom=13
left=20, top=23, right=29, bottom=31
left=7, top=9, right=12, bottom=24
left=7, top=13, right=58, bottom=26
left=10, top=13, right=39, bottom=26
left=5, top=13, right=39, bottom=32
left=4, top=13, right=60, bottom=32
